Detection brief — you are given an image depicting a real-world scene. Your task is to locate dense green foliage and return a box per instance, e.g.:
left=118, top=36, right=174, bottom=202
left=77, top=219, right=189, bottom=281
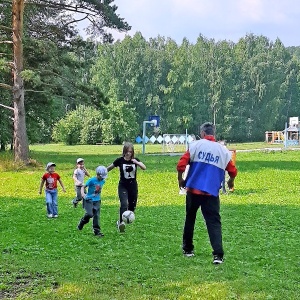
left=52, top=102, right=138, bottom=144
left=91, top=33, right=300, bottom=142
left=0, top=144, right=299, bottom=299
left=0, top=0, right=128, bottom=147
left=1, top=2, right=300, bottom=147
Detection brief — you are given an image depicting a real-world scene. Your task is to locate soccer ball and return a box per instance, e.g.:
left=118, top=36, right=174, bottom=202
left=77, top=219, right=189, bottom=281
left=122, top=210, right=135, bottom=224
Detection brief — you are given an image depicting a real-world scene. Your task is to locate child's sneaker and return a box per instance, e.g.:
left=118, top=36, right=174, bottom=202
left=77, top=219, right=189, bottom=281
left=53, top=215, right=58, bottom=218
left=72, top=200, right=78, bottom=208
left=47, top=214, right=53, bottom=218
left=183, top=250, right=195, bottom=257
left=116, top=220, right=126, bottom=233
left=213, top=255, right=224, bottom=264
left=94, top=232, right=104, bottom=237
left=77, top=222, right=83, bottom=230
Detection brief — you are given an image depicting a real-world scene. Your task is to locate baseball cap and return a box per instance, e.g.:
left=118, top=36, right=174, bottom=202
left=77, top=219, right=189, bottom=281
left=77, top=158, right=84, bottom=163
left=46, top=162, right=56, bottom=170
left=96, top=166, right=108, bottom=178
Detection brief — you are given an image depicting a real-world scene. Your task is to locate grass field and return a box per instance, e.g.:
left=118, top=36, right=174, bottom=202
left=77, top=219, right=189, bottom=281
left=0, top=143, right=299, bottom=299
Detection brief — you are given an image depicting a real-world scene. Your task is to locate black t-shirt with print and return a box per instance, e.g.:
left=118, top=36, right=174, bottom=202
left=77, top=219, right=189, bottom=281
left=113, top=156, right=140, bottom=183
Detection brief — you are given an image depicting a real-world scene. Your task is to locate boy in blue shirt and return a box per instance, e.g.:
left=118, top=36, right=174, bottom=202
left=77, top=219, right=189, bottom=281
left=77, top=166, right=108, bottom=237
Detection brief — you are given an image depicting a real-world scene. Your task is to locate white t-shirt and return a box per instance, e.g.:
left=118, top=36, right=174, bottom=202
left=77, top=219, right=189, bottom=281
left=73, top=168, right=86, bottom=186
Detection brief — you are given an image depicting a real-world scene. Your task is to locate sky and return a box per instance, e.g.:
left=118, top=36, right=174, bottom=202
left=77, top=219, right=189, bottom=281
left=108, top=0, right=300, bottom=47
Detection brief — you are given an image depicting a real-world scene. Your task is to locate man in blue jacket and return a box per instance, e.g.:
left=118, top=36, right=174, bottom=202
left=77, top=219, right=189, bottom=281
left=177, top=122, right=237, bottom=264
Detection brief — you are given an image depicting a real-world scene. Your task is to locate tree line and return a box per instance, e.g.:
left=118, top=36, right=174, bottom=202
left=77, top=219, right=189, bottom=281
left=1, top=1, right=300, bottom=163
left=90, top=33, right=300, bottom=143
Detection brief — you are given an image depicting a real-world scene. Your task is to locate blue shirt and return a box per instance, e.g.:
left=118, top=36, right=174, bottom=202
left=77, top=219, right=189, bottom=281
left=84, top=177, right=105, bottom=202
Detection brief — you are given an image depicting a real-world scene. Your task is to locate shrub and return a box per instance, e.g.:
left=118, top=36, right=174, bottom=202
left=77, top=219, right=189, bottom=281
left=52, top=105, right=103, bottom=145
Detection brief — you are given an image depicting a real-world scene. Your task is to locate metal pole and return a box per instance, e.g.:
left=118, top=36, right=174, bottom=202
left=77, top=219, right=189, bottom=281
left=185, top=129, right=188, bottom=151
left=142, top=120, right=156, bottom=154
left=284, top=122, right=287, bottom=149
left=142, top=121, right=146, bottom=154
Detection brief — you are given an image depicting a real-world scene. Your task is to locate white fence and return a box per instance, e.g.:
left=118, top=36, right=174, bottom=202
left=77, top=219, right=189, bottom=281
left=135, top=134, right=196, bottom=153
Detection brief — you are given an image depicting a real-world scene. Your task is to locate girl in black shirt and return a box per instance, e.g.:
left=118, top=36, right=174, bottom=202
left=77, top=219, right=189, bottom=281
left=107, top=142, right=146, bottom=232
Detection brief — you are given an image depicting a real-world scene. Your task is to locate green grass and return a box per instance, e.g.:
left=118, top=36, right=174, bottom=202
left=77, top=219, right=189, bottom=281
left=0, top=144, right=299, bottom=299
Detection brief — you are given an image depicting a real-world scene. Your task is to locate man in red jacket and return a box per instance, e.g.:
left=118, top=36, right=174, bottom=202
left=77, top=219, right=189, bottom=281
left=177, top=122, right=237, bottom=264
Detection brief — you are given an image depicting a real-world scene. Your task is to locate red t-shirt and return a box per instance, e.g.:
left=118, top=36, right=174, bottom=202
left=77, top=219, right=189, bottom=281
left=42, top=172, right=60, bottom=190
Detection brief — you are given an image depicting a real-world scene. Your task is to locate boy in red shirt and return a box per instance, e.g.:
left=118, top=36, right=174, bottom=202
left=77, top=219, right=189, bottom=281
left=39, top=162, right=66, bottom=218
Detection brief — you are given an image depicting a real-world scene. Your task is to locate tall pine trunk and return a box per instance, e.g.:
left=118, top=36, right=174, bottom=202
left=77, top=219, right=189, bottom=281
left=12, top=0, right=29, bottom=163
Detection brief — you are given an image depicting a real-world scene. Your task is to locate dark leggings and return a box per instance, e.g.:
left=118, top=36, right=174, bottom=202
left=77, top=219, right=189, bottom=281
left=118, top=181, right=138, bottom=222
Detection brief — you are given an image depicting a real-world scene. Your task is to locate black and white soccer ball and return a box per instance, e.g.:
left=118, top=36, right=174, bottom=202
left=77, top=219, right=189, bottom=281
left=122, top=210, right=135, bottom=224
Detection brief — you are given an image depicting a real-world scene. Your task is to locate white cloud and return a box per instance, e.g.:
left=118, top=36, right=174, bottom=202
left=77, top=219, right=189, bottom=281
left=171, top=0, right=215, bottom=17
left=237, top=0, right=264, bottom=22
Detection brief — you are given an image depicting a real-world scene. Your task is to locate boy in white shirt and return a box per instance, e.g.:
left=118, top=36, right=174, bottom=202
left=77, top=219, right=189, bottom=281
left=72, top=158, right=90, bottom=208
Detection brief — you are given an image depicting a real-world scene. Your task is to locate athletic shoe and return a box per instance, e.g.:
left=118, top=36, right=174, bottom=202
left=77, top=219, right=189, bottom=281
left=47, top=214, right=53, bottom=218
left=94, top=232, right=104, bottom=237
left=183, top=250, right=195, bottom=257
left=77, top=223, right=83, bottom=230
left=116, top=220, right=126, bottom=233
left=53, top=215, right=58, bottom=218
left=179, top=187, right=187, bottom=195
left=213, top=255, right=224, bottom=264
left=72, top=200, right=78, bottom=208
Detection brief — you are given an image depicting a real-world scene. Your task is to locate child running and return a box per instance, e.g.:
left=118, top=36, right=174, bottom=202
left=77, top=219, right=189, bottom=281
left=77, top=166, right=108, bottom=237
left=72, top=158, right=90, bottom=208
left=39, top=162, right=66, bottom=218
left=107, top=142, right=146, bottom=233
